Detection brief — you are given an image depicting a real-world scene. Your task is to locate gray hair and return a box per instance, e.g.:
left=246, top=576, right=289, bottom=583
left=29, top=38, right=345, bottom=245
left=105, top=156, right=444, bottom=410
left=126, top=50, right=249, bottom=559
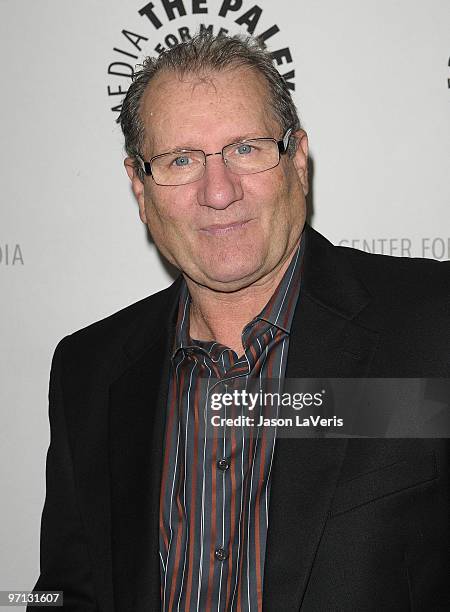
left=119, top=32, right=301, bottom=181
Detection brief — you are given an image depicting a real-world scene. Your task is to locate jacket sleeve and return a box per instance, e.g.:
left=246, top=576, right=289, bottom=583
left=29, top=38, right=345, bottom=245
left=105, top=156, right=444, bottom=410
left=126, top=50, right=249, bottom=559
left=27, top=339, right=98, bottom=611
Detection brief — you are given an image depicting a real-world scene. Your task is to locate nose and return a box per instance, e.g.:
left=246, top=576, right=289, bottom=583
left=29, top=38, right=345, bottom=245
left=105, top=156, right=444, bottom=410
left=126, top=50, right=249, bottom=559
left=196, top=153, right=243, bottom=210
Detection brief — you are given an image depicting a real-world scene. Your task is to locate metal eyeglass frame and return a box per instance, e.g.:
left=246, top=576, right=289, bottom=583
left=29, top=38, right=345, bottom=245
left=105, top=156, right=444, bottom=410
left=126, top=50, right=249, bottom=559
left=136, top=127, right=293, bottom=185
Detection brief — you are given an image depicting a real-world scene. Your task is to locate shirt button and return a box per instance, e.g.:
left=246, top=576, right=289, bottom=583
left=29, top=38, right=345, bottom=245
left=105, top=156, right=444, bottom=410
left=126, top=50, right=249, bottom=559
left=214, top=548, right=229, bottom=561
left=217, top=457, right=230, bottom=471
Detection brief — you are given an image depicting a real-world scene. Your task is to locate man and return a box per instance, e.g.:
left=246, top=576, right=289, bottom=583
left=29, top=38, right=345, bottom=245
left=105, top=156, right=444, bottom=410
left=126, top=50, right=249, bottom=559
left=30, top=33, right=449, bottom=611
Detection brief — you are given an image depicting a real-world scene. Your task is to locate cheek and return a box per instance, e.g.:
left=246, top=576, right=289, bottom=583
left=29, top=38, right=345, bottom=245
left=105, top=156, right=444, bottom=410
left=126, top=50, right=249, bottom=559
left=248, top=172, right=290, bottom=218
left=144, top=188, right=188, bottom=229
left=251, top=171, right=304, bottom=244
left=143, top=193, right=201, bottom=258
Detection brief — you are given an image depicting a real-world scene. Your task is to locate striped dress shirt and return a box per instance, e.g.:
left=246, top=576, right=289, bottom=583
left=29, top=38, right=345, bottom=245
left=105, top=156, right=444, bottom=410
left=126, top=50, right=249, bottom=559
left=159, top=236, right=304, bottom=612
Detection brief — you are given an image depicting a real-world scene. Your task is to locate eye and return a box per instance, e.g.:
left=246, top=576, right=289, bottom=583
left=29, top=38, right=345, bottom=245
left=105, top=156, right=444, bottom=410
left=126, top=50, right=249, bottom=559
left=173, top=155, right=192, bottom=167
left=236, top=143, right=253, bottom=155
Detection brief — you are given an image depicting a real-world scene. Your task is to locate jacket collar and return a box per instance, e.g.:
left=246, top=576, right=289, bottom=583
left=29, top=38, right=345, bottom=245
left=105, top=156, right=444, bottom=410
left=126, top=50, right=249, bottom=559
left=122, top=274, right=183, bottom=365
left=301, top=223, right=372, bottom=320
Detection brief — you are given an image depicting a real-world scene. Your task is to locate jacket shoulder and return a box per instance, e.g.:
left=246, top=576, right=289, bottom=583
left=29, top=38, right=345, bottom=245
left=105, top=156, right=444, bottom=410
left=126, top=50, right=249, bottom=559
left=337, top=245, right=450, bottom=300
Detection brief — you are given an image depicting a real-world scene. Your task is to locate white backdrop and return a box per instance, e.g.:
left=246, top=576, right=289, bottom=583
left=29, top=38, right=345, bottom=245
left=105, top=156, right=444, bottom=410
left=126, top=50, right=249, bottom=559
left=1, top=0, right=449, bottom=602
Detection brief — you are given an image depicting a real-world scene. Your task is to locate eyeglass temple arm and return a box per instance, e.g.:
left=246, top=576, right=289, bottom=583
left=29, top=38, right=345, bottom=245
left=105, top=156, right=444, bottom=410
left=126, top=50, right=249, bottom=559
left=278, top=128, right=293, bottom=154
left=136, top=154, right=152, bottom=176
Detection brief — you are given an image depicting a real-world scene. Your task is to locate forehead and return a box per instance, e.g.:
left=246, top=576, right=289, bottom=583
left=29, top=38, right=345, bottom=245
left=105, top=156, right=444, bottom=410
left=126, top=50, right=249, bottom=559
left=139, top=66, right=278, bottom=153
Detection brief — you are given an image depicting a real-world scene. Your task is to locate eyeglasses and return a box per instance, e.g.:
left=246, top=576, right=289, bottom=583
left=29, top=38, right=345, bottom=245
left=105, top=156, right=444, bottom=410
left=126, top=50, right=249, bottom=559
left=136, top=127, right=293, bottom=186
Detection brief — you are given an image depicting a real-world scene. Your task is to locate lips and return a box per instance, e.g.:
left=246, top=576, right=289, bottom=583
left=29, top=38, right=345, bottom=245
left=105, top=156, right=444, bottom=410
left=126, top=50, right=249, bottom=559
left=199, top=219, right=254, bottom=235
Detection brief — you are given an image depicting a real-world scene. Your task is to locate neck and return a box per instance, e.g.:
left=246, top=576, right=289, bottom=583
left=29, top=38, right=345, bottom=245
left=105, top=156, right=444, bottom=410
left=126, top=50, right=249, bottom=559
left=185, top=238, right=301, bottom=355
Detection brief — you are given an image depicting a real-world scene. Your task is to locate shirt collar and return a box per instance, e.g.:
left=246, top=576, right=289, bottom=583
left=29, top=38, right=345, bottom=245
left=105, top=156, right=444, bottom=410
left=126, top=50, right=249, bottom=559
left=255, top=233, right=304, bottom=334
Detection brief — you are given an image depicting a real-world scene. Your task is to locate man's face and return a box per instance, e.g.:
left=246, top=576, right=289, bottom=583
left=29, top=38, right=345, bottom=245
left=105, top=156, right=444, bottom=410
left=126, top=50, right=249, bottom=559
left=126, top=66, right=308, bottom=292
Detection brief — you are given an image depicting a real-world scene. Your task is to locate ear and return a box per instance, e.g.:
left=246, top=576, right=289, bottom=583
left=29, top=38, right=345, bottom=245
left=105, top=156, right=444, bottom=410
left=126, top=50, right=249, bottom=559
left=292, top=129, right=309, bottom=196
left=124, top=157, right=147, bottom=224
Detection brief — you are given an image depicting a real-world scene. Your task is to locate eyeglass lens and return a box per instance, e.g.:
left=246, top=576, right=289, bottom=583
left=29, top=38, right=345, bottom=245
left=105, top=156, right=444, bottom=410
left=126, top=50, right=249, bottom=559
left=151, top=139, right=280, bottom=186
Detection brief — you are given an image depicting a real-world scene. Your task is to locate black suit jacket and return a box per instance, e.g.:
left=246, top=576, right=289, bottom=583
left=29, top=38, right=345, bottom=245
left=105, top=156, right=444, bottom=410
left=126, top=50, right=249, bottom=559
left=29, top=225, right=450, bottom=611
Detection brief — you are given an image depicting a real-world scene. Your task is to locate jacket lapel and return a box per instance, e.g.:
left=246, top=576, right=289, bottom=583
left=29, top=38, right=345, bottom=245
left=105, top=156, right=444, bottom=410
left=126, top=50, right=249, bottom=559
left=263, top=226, right=380, bottom=611
left=108, top=278, right=181, bottom=612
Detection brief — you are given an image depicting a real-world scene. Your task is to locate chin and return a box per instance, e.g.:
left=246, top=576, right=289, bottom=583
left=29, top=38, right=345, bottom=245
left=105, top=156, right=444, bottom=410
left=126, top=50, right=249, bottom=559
left=182, top=240, right=270, bottom=289
left=199, top=259, right=265, bottom=291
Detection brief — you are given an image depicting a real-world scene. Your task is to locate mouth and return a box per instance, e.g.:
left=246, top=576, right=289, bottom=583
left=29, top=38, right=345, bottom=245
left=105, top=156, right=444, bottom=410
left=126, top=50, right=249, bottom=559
left=199, top=219, right=254, bottom=236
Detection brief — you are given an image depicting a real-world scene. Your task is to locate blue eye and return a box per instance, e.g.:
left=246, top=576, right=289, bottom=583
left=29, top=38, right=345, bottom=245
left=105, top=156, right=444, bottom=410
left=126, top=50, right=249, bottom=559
left=236, top=144, right=253, bottom=155
left=173, top=156, right=191, bottom=166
